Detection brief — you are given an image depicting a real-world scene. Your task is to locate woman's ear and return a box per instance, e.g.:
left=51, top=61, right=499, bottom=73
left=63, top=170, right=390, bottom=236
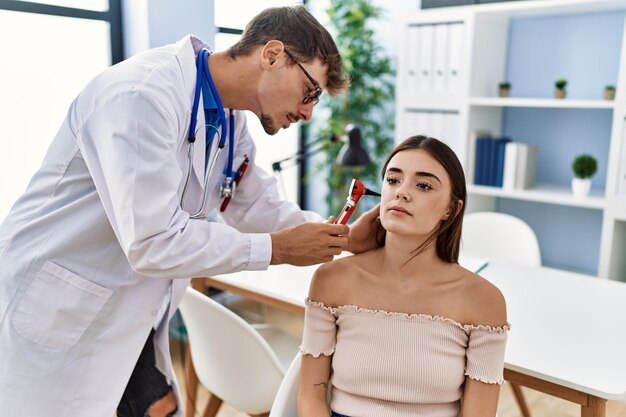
left=260, top=40, right=285, bottom=69
left=442, top=199, right=463, bottom=221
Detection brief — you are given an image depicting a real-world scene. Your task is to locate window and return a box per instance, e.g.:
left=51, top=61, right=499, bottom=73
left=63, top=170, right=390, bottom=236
left=0, top=0, right=122, bottom=219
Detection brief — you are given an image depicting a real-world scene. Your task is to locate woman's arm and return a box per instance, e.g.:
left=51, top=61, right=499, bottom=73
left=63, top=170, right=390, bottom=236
left=297, top=263, right=347, bottom=417
left=298, top=354, right=332, bottom=417
left=460, top=378, right=501, bottom=417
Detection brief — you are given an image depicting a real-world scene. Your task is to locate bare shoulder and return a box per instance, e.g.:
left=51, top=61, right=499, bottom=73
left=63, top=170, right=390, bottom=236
left=459, top=268, right=508, bottom=328
left=308, top=251, right=371, bottom=307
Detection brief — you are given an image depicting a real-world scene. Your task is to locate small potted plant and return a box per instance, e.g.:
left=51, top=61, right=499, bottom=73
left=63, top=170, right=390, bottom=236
left=498, top=81, right=511, bottom=97
left=555, top=79, right=568, bottom=99
left=604, top=85, right=616, bottom=100
left=571, top=154, right=597, bottom=198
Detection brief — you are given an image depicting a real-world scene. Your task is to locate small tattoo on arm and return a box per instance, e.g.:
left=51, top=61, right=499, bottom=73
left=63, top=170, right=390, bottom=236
left=313, top=382, right=328, bottom=389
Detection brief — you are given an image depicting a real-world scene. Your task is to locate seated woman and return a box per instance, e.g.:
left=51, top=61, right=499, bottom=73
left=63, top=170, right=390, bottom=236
left=298, top=135, right=509, bottom=417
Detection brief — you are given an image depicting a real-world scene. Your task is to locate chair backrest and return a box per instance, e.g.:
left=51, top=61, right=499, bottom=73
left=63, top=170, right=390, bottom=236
left=268, top=354, right=301, bottom=417
left=178, top=287, right=286, bottom=414
left=462, top=212, right=541, bottom=267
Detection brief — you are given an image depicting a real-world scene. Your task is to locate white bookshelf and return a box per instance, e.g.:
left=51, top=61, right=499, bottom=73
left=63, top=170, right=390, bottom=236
left=395, top=0, right=626, bottom=280
left=469, top=97, right=616, bottom=109
left=468, top=184, right=606, bottom=209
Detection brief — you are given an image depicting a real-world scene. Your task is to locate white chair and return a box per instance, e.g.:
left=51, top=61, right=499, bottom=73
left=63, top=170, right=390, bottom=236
left=462, top=211, right=541, bottom=267
left=179, top=287, right=300, bottom=417
left=462, top=211, right=538, bottom=417
left=268, top=354, right=301, bottom=417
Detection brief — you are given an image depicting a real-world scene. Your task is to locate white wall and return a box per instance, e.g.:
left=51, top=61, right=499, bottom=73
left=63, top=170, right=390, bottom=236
left=122, top=0, right=216, bottom=56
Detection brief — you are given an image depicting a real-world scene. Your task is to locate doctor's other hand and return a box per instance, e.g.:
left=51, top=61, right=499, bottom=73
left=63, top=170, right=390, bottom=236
left=345, top=203, right=383, bottom=255
left=270, top=222, right=349, bottom=266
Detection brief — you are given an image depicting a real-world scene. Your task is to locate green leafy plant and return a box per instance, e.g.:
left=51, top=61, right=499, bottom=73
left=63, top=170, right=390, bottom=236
left=572, top=154, right=598, bottom=179
left=311, top=0, right=395, bottom=217
left=499, top=81, right=511, bottom=89
left=555, top=79, right=568, bottom=89
left=605, top=85, right=616, bottom=91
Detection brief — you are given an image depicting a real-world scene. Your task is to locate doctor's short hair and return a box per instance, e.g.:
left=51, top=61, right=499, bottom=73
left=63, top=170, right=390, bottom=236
left=227, top=5, right=349, bottom=96
left=378, top=135, right=467, bottom=264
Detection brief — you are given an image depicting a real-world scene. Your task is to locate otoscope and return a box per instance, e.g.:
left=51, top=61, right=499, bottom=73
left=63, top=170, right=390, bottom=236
left=334, top=179, right=381, bottom=224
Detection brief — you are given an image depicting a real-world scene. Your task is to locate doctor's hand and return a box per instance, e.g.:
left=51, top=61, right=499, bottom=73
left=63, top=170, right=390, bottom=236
left=345, top=204, right=383, bottom=255
left=270, top=221, right=349, bottom=266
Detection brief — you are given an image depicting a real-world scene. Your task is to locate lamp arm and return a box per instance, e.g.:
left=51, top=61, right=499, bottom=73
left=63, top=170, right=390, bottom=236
left=272, top=137, right=334, bottom=172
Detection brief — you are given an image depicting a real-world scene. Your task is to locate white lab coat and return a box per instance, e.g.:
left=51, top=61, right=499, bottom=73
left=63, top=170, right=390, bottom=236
left=0, top=36, right=319, bottom=416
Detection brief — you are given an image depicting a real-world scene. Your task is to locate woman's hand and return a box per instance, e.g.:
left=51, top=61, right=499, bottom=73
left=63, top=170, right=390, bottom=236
left=345, top=204, right=383, bottom=254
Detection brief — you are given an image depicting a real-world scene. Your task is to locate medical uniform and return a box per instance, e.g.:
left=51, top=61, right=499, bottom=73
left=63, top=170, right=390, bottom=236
left=0, top=35, right=318, bottom=416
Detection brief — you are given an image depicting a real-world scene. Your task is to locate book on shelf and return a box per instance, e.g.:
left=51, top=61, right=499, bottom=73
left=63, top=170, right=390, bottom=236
left=473, top=135, right=510, bottom=187
left=515, top=143, right=537, bottom=189
left=502, top=142, right=537, bottom=190
left=474, top=137, right=535, bottom=189
left=502, top=142, right=519, bottom=190
left=618, top=118, right=626, bottom=197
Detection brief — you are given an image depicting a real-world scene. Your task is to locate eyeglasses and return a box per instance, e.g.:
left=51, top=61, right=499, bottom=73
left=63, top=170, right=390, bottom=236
left=284, top=49, right=323, bottom=105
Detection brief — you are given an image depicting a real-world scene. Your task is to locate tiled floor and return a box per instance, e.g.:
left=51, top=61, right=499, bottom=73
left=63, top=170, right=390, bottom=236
left=171, top=297, right=626, bottom=417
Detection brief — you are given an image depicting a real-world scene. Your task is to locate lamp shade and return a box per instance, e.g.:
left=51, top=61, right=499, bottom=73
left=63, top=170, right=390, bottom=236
left=337, top=125, right=370, bottom=166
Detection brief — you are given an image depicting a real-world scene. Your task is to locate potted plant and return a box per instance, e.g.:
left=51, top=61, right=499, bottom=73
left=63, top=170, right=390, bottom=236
left=313, top=0, right=395, bottom=216
left=498, top=81, right=511, bottom=97
left=555, top=79, right=568, bottom=99
left=571, top=154, right=597, bottom=198
left=604, top=85, right=616, bottom=100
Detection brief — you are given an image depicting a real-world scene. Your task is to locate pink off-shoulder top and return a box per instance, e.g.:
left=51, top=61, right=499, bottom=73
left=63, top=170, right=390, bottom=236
left=300, top=299, right=509, bottom=417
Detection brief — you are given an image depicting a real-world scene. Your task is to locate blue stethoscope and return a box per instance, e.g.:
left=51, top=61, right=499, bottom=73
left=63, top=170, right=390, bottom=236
left=181, top=48, right=235, bottom=219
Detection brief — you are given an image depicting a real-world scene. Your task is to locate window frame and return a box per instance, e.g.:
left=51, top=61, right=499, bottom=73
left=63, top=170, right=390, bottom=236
left=0, top=0, right=124, bottom=64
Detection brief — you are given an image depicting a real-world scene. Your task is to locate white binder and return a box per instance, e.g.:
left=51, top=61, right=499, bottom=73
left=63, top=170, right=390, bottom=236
left=416, top=25, right=434, bottom=93
left=618, top=119, right=626, bottom=197
left=403, top=111, right=420, bottom=139
left=415, top=111, right=431, bottom=137
left=429, top=111, right=445, bottom=140
left=442, top=112, right=460, bottom=154
left=407, top=26, right=420, bottom=90
left=432, top=24, right=449, bottom=93
left=447, top=23, right=464, bottom=93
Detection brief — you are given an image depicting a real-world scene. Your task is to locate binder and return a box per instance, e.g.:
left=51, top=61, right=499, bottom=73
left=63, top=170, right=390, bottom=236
left=415, top=111, right=431, bottom=137
left=429, top=111, right=445, bottom=140
left=484, top=137, right=497, bottom=186
left=407, top=26, right=420, bottom=90
left=618, top=119, right=626, bottom=197
left=474, top=136, right=492, bottom=185
left=416, top=25, right=434, bottom=93
left=432, top=24, right=449, bottom=93
left=515, top=144, right=537, bottom=189
left=442, top=112, right=460, bottom=153
left=494, top=137, right=511, bottom=188
left=447, top=23, right=464, bottom=93
left=502, top=142, right=519, bottom=190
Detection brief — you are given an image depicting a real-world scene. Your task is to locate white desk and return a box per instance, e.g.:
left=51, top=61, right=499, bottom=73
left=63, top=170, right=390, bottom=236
left=198, top=257, right=626, bottom=417
left=480, top=260, right=626, bottom=417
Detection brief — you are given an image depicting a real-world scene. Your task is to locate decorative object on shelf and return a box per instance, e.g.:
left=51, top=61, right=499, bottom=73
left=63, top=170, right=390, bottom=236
left=498, top=81, right=511, bottom=97
left=571, top=154, right=597, bottom=198
left=603, top=85, right=616, bottom=100
left=554, top=79, right=568, bottom=99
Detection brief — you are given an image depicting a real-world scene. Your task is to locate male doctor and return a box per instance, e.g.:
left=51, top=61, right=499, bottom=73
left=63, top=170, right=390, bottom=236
left=0, top=6, right=380, bottom=417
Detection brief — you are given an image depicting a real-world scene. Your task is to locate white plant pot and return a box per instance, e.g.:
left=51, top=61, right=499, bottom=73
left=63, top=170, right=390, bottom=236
left=571, top=178, right=591, bottom=198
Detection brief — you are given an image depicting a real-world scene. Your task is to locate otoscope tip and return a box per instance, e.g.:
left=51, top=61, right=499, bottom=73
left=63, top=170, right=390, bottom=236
left=365, top=188, right=381, bottom=197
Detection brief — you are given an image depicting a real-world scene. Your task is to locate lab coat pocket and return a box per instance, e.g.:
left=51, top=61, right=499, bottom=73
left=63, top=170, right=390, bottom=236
left=12, top=261, right=113, bottom=348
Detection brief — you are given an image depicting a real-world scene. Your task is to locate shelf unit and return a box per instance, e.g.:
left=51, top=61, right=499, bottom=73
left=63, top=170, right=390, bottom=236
left=395, top=0, right=626, bottom=280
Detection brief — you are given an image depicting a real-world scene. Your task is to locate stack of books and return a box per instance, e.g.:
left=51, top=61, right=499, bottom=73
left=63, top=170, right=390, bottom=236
left=474, top=134, right=537, bottom=189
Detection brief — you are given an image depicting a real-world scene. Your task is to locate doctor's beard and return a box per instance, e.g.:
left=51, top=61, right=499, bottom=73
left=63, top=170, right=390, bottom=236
left=260, top=113, right=280, bottom=135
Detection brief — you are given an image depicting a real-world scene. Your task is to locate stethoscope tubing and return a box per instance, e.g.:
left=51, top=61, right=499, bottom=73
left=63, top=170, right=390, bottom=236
left=181, top=48, right=234, bottom=220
